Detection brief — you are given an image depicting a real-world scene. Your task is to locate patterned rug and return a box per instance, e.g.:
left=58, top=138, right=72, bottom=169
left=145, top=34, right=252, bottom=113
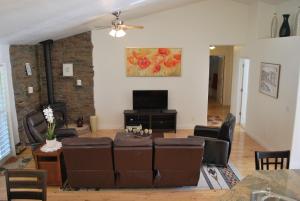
left=198, top=162, right=241, bottom=190
left=0, top=156, right=32, bottom=175
left=207, top=115, right=223, bottom=127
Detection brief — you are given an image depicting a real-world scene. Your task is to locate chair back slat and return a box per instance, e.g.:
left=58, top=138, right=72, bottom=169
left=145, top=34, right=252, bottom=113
left=9, top=191, right=44, bottom=200
left=255, top=150, right=290, bottom=170
left=5, top=169, right=47, bottom=201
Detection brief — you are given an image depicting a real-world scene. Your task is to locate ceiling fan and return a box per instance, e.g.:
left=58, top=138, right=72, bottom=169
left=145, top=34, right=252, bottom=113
left=95, top=11, right=144, bottom=38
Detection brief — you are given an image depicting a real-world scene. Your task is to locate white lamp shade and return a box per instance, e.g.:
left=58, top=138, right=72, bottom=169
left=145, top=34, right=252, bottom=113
left=109, top=29, right=117, bottom=37
left=109, top=28, right=126, bottom=38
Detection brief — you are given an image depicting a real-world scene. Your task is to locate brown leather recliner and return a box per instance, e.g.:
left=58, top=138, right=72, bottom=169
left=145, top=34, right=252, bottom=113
left=62, top=137, right=115, bottom=188
left=153, top=138, right=204, bottom=187
left=114, top=135, right=153, bottom=188
left=23, top=111, right=77, bottom=146
left=193, top=113, right=236, bottom=167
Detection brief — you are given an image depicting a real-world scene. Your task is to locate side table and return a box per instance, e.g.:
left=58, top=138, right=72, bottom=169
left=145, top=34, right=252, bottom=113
left=32, top=147, right=66, bottom=186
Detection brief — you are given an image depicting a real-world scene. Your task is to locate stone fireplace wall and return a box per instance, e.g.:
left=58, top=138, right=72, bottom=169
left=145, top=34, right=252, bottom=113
left=37, top=32, right=95, bottom=124
left=10, top=45, right=41, bottom=143
left=10, top=32, right=95, bottom=143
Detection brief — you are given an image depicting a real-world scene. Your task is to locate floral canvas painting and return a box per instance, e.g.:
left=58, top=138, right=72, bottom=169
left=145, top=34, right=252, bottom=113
left=126, top=48, right=182, bottom=77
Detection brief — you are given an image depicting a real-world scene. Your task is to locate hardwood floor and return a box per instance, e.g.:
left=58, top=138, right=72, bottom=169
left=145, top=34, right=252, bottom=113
left=0, top=101, right=265, bottom=201
left=0, top=126, right=265, bottom=201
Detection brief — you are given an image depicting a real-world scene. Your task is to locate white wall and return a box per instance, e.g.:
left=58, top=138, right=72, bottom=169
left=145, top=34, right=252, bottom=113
left=230, top=46, right=243, bottom=123
left=290, top=70, right=300, bottom=169
left=0, top=44, right=19, bottom=150
left=242, top=37, right=300, bottom=150
left=92, top=0, right=249, bottom=129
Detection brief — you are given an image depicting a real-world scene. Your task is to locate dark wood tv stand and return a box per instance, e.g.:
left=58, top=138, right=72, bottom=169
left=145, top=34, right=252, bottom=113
left=124, top=110, right=177, bottom=132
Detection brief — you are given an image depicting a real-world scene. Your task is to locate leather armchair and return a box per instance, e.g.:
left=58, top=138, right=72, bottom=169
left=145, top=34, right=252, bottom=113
left=23, top=111, right=77, bottom=147
left=192, top=113, right=236, bottom=167
left=153, top=138, right=204, bottom=187
left=114, top=136, right=153, bottom=188
left=62, top=137, right=115, bottom=188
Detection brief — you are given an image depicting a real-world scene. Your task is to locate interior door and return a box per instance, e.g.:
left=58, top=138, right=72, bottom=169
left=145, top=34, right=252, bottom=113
left=217, top=56, right=225, bottom=105
left=240, top=59, right=250, bottom=127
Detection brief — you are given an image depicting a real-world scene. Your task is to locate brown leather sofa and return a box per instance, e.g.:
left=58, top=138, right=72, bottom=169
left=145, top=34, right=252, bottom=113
left=61, top=136, right=204, bottom=188
left=62, top=137, right=115, bottom=188
left=114, top=135, right=153, bottom=187
left=153, top=138, right=204, bottom=187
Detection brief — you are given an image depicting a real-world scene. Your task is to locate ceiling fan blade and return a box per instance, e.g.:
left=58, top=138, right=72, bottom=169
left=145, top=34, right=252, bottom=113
left=119, top=24, right=144, bottom=30
left=94, top=25, right=111, bottom=30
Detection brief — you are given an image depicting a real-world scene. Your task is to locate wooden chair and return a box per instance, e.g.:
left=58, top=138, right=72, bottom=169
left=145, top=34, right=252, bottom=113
left=255, top=150, right=290, bottom=170
left=4, top=169, right=47, bottom=201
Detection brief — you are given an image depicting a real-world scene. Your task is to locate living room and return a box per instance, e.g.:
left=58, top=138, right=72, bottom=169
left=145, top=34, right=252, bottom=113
left=1, top=0, right=300, bottom=200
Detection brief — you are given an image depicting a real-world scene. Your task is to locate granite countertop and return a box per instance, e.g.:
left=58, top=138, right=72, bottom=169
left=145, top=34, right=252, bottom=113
left=220, top=169, right=300, bottom=201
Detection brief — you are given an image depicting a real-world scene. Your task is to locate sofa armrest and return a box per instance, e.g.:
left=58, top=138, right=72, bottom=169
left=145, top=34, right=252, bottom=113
left=55, top=128, right=78, bottom=141
left=194, top=125, right=220, bottom=138
left=188, top=135, right=229, bottom=167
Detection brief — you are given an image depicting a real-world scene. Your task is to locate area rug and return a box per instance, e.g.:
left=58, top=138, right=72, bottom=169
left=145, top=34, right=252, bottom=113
left=0, top=156, right=32, bottom=175
left=207, top=115, right=223, bottom=127
left=197, top=162, right=241, bottom=190
left=62, top=162, right=241, bottom=191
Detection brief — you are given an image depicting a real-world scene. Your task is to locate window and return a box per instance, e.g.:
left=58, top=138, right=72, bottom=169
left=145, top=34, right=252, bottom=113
left=0, top=64, right=11, bottom=161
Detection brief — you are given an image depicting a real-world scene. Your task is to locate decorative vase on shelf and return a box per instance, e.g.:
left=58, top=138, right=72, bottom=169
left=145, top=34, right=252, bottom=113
left=294, top=7, right=300, bottom=36
left=77, top=116, right=84, bottom=127
left=279, top=14, right=291, bottom=37
left=271, top=13, right=278, bottom=38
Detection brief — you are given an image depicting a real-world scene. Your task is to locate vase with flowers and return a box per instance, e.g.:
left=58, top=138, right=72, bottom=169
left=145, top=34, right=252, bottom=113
left=43, top=106, right=56, bottom=147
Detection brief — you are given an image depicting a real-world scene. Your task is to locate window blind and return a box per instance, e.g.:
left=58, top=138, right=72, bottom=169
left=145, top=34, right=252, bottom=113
left=0, top=64, right=11, bottom=161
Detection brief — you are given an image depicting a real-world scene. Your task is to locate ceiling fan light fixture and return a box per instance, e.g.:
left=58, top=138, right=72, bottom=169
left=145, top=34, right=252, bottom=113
left=109, top=28, right=126, bottom=38
left=209, top=45, right=216, bottom=50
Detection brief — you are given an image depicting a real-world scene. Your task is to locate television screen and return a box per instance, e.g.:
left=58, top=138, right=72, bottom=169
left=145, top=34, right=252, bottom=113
left=133, top=90, right=168, bottom=110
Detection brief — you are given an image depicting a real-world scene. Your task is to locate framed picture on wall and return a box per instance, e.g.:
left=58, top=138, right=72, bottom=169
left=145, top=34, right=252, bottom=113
left=126, top=48, right=182, bottom=77
left=63, top=63, right=73, bottom=77
left=259, top=62, right=281, bottom=99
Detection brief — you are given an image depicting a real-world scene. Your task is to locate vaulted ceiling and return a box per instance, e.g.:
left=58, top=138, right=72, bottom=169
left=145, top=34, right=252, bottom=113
left=0, top=0, right=291, bottom=44
left=0, top=0, right=202, bottom=44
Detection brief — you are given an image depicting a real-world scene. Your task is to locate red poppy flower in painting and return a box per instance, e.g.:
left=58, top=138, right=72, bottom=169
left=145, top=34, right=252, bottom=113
left=152, top=54, right=165, bottom=65
left=158, top=48, right=170, bottom=56
left=153, top=64, right=161, bottom=73
left=164, top=57, right=178, bottom=68
left=173, top=53, right=181, bottom=61
left=137, top=57, right=151, bottom=69
left=127, top=56, right=136, bottom=65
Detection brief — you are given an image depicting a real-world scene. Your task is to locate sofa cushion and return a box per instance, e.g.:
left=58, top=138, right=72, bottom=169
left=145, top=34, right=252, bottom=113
left=154, top=138, right=204, bottom=147
left=114, top=138, right=152, bottom=147
left=62, top=137, right=112, bottom=147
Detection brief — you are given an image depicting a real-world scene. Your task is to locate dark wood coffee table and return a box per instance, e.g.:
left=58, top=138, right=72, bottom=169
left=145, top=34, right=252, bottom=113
left=115, top=131, right=164, bottom=141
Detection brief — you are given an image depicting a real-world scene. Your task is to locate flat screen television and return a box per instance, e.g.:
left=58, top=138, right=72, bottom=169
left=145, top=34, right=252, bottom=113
left=133, top=90, right=168, bottom=110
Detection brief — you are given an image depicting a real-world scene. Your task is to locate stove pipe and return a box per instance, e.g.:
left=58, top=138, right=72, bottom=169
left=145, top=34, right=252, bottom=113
left=40, top=40, right=54, bottom=104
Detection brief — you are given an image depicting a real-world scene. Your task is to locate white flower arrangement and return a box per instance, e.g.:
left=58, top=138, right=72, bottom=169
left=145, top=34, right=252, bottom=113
left=43, top=106, right=56, bottom=140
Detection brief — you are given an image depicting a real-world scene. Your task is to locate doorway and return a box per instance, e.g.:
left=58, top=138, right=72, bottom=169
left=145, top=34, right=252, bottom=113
left=207, top=46, right=233, bottom=126
left=208, top=56, right=225, bottom=105
left=239, top=59, right=250, bottom=128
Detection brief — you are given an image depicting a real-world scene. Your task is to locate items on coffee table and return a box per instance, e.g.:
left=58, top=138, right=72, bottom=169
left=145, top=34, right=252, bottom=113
left=125, top=125, right=152, bottom=137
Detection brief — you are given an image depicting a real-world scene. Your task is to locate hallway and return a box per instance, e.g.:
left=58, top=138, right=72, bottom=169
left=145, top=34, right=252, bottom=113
left=207, top=98, right=230, bottom=127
